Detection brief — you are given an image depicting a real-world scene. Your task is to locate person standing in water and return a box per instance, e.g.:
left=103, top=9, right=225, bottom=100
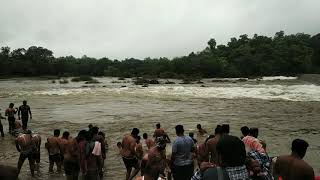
left=45, top=129, right=62, bottom=173
left=5, top=103, right=17, bottom=134
left=15, top=130, right=36, bottom=177
left=0, top=109, right=6, bottom=137
left=18, top=100, right=32, bottom=130
left=121, top=128, right=141, bottom=180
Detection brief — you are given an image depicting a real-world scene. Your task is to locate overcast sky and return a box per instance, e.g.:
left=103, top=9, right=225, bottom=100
left=1, top=0, right=319, bottom=59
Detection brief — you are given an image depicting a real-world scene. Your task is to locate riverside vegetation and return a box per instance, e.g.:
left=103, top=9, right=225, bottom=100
left=1, top=31, right=320, bottom=79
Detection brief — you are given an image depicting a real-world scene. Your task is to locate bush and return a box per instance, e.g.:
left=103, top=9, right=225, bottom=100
left=71, top=76, right=93, bottom=82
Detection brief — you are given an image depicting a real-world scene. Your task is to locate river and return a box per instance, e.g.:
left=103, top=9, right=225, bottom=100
left=0, top=76, right=319, bottom=179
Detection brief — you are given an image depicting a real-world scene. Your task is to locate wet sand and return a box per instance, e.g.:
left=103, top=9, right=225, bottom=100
left=0, top=78, right=319, bottom=179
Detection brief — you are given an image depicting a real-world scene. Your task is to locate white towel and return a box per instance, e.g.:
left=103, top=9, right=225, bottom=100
left=92, top=141, right=102, bottom=156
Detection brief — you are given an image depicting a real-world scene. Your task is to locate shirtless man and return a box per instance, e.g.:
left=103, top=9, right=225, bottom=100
left=18, top=100, right=32, bottom=130
left=143, top=133, right=155, bottom=151
left=61, top=132, right=80, bottom=180
left=146, top=137, right=167, bottom=178
left=196, top=124, right=207, bottom=136
left=274, top=139, right=314, bottom=180
left=32, top=133, right=41, bottom=170
left=45, top=129, right=62, bottom=173
left=136, top=136, right=144, bottom=160
left=196, top=135, right=214, bottom=168
left=59, top=131, right=70, bottom=162
left=15, top=130, right=35, bottom=177
left=121, top=128, right=141, bottom=180
left=206, top=125, right=223, bottom=164
left=153, top=123, right=171, bottom=143
left=5, top=103, right=17, bottom=134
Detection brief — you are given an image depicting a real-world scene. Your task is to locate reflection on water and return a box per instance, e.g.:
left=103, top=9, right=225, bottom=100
left=0, top=77, right=319, bottom=179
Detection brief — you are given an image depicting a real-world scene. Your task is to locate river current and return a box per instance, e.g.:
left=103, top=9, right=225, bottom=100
left=0, top=76, right=319, bottom=179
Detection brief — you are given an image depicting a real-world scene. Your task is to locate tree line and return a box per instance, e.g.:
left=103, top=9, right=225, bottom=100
left=1, top=31, right=320, bottom=78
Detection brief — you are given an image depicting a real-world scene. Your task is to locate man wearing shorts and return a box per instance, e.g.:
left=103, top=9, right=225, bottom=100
left=15, top=130, right=35, bottom=177
left=121, top=128, right=141, bottom=180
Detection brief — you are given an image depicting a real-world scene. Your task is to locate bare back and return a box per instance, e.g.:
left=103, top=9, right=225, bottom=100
left=121, top=134, right=137, bottom=158
left=46, top=136, right=61, bottom=155
left=16, top=134, right=34, bottom=153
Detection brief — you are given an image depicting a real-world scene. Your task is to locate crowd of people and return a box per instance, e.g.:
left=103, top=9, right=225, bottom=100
left=0, top=101, right=318, bottom=180
left=119, top=123, right=317, bottom=180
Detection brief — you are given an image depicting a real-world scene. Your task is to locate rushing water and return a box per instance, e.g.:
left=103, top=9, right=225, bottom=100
left=0, top=77, right=319, bottom=179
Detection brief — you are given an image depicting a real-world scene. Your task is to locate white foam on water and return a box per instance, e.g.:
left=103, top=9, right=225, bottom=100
left=261, top=76, right=297, bottom=81
left=27, top=83, right=320, bottom=102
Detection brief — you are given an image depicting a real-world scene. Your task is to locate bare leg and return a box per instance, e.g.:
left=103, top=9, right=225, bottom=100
left=128, top=167, right=140, bottom=180
left=126, top=167, right=132, bottom=180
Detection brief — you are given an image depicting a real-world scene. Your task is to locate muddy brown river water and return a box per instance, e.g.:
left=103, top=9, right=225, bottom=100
left=0, top=77, right=319, bottom=179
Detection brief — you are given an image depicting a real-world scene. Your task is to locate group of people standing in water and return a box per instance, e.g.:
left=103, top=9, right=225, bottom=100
left=119, top=123, right=316, bottom=180
left=0, top=100, right=32, bottom=137
left=0, top=100, right=318, bottom=180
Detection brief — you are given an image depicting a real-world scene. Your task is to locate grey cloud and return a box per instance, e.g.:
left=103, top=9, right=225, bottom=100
left=1, top=0, right=319, bottom=59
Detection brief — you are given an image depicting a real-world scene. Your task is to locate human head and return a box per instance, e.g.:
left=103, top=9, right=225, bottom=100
left=156, top=123, right=161, bottom=129
left=175, top=125, right=184, bottom=135
left=77, top=130, right=87, bottom=142
left=62, top=131, right=70, bottom=139
left=143, top=133, right=148, bottom=139
left=9, top=103, right=14, bottom=108
left=91, top=126, right=99, bottom=135
left=131, top=128, right=140, bottom=138
left=189, top=132, right=194, bottom=138
left=249, top=128, right=259, bottom=138
left=214, top=125, right=223, bottom=135
left=88, top=124, right=93, bottom=130
left=221, top=124, right=230, bottom=135
left=241, top=126, right=250, bottom=137
left=156, top=137, right=166, bottom=150
left=197, top=124, right=201, bottom=130
left=98, top=131, right=105, bottom=138
left=216, top=135, right=246, bottom=167
left=291, top=139, right=309, bottom=159
left=54, top=129, right=60, bottom=137
left=23, top=100, right=27, bottom=105
left=135, top=136, right=141, bottom=143
left=117, top=142, right=122, bottom=149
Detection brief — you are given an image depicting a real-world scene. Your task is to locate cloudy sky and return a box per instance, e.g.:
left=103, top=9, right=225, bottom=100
left=1, top=0, right=319, bottom=59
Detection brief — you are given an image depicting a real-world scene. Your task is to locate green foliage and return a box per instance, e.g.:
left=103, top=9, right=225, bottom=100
left=1, top=32, right=320, bottom=78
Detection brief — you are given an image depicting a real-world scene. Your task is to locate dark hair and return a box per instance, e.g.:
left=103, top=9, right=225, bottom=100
left=23, top=100, right=27, bottom=105
left=189, top=132, right=194, bottom=138
left=131, top=128, right=140, bottom=136
left=197, top=124, right=201, bottom=129
left=175, top=125, right=184, bottom=134
left=137, top=136, right=141, bottom=141
left=222, top=124, right=230, bottom=134
left=249, top=128, right=259, bottom=138
left=54, top=129, right=60, bottom=136
left=156, top=123, right=161, bottom=128
left=98, top=131, right=105, bottom=138
left=117, top=142, right=122, bottom=147
left=9, top=103, right=14, bottom=108
left=77, top=130, right=87, bottom=142
left=143, top=133, right=148, bottom=139
left=241, top=126, right=250, bottom=136
left=91, top=126, right=99, bottom=134
left=62, top=131, right=70, bottom=139
left=88, top=124, right=93, bottom=129
left=217, top=135, right=246, bottom=167
left=215, top=125, right=223, bottom=135
left=292, top=139, right=309, bottom=159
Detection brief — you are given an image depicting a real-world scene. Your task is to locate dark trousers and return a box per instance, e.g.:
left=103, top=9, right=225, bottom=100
left=0, top=123, right=4, bottom=137
left=8, top=116, right=15, bottom=132
left=22, top=117, right=28, bottom=129
left=172, top=163, right=194, bottom=180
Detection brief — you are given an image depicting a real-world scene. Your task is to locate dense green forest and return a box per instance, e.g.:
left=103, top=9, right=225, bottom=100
left=1, top=31, right=320, bottom=78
